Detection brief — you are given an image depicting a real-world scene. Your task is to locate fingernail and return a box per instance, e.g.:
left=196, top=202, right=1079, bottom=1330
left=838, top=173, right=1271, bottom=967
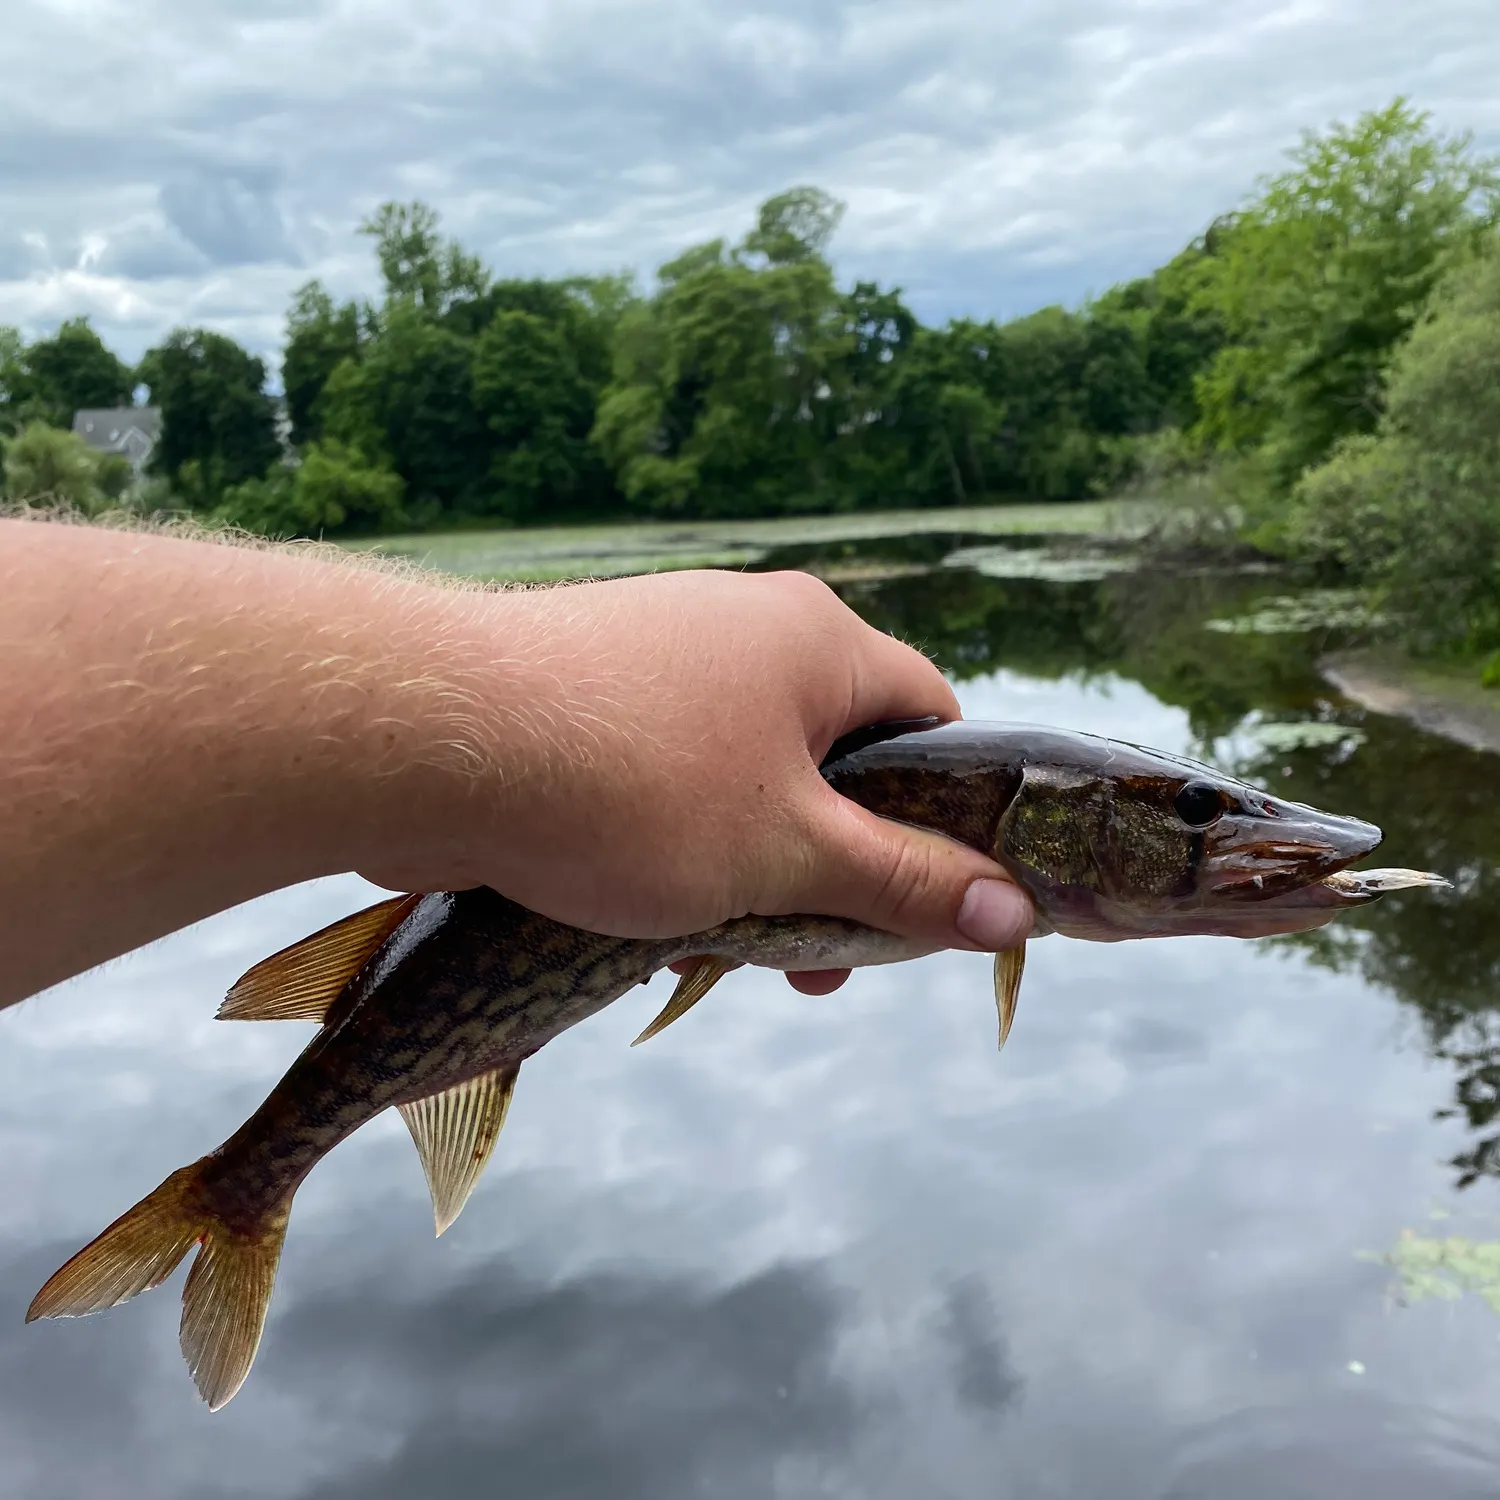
left=956, top=878, right=1031, bottom=951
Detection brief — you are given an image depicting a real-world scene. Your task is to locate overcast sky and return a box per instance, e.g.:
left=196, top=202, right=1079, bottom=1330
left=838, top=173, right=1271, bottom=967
left=2, top=0, right=1496, bottom=369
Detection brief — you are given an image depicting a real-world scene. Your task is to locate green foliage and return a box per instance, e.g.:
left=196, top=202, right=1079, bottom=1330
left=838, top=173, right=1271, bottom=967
left=594, top=218, right=855, bottom=516
left=1190, top=99, right=1499, bottom=484
left=217, top=441, right=405, bottom=537
left=0, top=327, right=26, bottom=436
left=282, top=281, right=362, bottom=447
left=1366, top=1230, right=1500, bottom=1315
left=137, top=329, right=281, bottom=507
left=1, top=420, right=134, bottom=514
left=18, top=318, right=135, bottom=429
left=320, top=300, right=483, bottom=515
left=360, top=201, right=489, bottom=315
left=1290, top=235, right=1500, bottom=651
left=472, top=309, right=608, bottom=522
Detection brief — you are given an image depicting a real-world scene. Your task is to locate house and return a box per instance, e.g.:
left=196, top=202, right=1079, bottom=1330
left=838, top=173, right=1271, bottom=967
left=72, top=406, right=163, bottom=480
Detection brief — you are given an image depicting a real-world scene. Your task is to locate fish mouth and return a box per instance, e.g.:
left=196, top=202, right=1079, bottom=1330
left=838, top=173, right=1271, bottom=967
left=1204, top=809, right=1383, bottom=903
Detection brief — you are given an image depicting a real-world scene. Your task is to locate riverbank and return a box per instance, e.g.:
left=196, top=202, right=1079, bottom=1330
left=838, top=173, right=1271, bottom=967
left=354, top=500, right=1142, bottom=583
left=1321, top=648, right=1500, bottom=756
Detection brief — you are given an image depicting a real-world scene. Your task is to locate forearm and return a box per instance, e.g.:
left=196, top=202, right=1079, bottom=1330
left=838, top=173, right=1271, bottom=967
left=0, top=520, right=538, bottom=1006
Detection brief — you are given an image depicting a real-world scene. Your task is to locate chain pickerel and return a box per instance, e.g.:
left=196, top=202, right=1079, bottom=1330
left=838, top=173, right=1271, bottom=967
left=28, top=720, right=1448, bottom=1408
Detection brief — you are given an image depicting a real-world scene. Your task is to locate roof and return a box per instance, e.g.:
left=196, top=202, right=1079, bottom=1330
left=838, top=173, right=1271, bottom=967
left=72, top=407, right=163, bottom=464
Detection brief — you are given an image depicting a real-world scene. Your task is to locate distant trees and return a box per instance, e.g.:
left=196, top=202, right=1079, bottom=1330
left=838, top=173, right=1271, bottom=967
left=1, top=421, right=132, bottom=513
left=135, top=330, right=282, bottom=508
left=0, top=318, right=134, bottom=434
left=1290, top=234, right=1500, bottom=652
left=5, top=91, right=1494, bottom=615
left=1186, top=99, right=1498, bottom=483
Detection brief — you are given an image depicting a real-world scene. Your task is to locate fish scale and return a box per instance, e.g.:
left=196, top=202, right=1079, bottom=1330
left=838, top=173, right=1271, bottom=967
left=25, top=719, right=1448, bottom=1410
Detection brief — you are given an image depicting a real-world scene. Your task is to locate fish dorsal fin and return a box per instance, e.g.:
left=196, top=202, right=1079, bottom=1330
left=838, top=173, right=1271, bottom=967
left=217, top=894, right=422, bottom=1023
left=398, top=1066, right=519, bottom=1237
left=994, top=944, right=1026, bottom=1052
left=632, top=957, right=733, bottom=1046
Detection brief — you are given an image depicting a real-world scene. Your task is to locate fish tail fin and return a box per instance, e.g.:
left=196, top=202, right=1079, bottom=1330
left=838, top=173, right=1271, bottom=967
left=27, top=1161, right=290, bottom=1411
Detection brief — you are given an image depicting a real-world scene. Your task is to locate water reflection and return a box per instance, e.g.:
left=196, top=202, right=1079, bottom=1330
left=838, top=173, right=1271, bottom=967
left=280, top=1256, right=862, bottom=1500
left=4, top=561, right=1500, bottom=1497
left=863, top=562, right=1500, bottom=1194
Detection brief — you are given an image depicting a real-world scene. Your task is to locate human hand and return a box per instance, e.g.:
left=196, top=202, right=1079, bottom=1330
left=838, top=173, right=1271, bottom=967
left=355, top=569, right=1033, bottom=987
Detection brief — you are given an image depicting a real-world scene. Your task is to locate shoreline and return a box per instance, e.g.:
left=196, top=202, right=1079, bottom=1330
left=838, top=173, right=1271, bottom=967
left=1320, top=649, right=1500, bottom=756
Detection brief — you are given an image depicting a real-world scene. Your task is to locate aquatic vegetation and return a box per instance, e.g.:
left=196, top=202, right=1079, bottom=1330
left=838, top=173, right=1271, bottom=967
left=943, top=543, right=1141, bottom=583
left=353, top=502, right=1138, bottom=584
left=1364, top=1229, right=1500, bottom=1315
left=1204, top=589, right=1383, bottom=636
left=1244, top=719, right=1368, bottom=755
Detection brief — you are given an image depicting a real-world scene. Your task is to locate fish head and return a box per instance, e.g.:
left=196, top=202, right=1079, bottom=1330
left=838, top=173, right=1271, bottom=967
left=995, top=733, right=1383, bottom=939
left=819, top=720, right=1398, bottom=943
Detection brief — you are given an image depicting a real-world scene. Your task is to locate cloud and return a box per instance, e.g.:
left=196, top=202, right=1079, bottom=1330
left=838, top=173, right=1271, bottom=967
left=0, top=0, right=1495, bottom=362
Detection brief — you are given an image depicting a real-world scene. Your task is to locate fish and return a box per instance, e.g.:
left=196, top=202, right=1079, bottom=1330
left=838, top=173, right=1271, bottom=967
left=26, top=718, right=1449, bottom=1409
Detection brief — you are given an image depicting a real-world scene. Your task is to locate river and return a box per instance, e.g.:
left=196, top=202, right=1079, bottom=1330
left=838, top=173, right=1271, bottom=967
left=4, top=544, right=1500, bottom=1498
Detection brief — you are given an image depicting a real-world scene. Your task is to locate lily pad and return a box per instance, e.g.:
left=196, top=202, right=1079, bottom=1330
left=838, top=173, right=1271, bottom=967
left=1246, top=720, right=1368, bottom=754
left=1204, top=589, right=1383, bottom=635
left=945, top=544, right=1141, bottom=583
left=1362, top=1229, right=1500, bottom=1316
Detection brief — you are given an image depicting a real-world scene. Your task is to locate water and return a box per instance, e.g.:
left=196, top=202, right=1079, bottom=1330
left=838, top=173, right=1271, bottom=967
left=6, top=562, right=1500, bottom=1498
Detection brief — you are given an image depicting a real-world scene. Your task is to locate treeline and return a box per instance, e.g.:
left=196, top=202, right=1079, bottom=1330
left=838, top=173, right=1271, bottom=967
left=2, top=174, right=1223, bottom=533
left=2, top=99, right=1498, bottom=663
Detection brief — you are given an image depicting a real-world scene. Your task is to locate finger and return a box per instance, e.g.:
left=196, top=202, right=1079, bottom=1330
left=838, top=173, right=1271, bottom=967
left=826, top=624, right=960, bottom=750
left=773, top=790, right=1035, bottom=951
left=785, top=969, right=850, bottom=996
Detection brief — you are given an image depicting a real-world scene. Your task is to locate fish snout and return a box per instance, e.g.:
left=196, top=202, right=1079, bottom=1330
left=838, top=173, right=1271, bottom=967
left=1205, top=808, right=1382, bottom=901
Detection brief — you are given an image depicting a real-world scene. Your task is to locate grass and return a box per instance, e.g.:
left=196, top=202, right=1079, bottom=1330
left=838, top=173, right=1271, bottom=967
left=348, top=501, right=1140, bottom=583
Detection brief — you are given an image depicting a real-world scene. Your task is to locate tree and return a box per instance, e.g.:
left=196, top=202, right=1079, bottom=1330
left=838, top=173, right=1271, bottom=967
left=471, top=309, right=609, bottom=522
left=741, top=186, right=845, bottom=265
left=282, top=282, right=362, bottom=447
left=218, top=441, right=406, bottom=537
left=0, top=327, right=26, bottom=436
left=2, top=421, right=132, bottom=514
left=319, top=301, right=486, bottom=514
left=137, top=329, right=281, bottom=507
left=1290, top=234, right=1500, bottom=652
left=1190, top=99, right=1500, bottom=483
left=11, top=318, right=134, bottom=431
left=359, top=201, right=489, bottom=317
left=592, top=193, right=852, bottom=517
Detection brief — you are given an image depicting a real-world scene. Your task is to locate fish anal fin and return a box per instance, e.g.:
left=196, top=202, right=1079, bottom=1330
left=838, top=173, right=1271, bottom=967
left=632, top=957, right=732, bottom=1047
left=28, top=1159, right=292, bottom=1412
left=217, top=893, right=422, bottom=1022
left=398, top=1065, right=519, bottom=1237
left=994, top=943, right=1026, bottom=1052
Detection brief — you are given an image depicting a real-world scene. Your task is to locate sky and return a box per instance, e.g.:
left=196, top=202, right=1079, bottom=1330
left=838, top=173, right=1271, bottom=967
left=2, top=0, right=1497, bottom=368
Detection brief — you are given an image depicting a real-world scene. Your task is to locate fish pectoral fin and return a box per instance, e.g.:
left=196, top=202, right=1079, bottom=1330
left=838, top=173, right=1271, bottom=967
left=398, top=1065, right=519, bottom=1237
left=217, top=893, right=423, bottom=1022
left=631, top=957, right=732, bottom=1047
left=994, top=944, right=1026, bottom=1052
left=28, top=1159, right=290, bottom=1412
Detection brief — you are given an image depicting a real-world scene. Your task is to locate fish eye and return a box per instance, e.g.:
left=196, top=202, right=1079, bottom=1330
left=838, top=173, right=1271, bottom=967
left=1174, top=781, right=1224, bottom=829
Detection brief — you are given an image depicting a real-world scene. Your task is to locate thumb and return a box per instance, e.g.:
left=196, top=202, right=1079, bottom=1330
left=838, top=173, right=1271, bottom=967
left=780, top=789, right=1034, bottom=952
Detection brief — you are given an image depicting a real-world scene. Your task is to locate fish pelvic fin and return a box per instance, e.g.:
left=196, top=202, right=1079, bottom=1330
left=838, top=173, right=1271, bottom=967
left=399, top=1065, right=519, bottom=1237
left=632, top=957, right=733, bottom=1046
left=217, top=893, right=423, bottom=1022
left=27, top=1160, right=291, bottom=1411
left=994, top=944, right=1026, bottom=1052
